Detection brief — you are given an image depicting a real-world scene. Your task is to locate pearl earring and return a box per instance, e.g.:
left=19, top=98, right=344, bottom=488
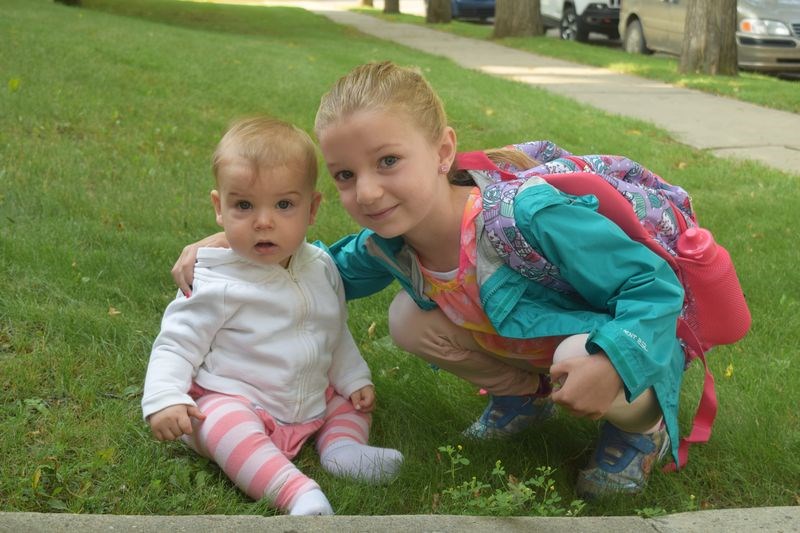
left=439, top=164, right=449, bottom=174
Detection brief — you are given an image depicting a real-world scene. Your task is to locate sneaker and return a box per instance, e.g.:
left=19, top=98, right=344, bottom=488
left=576, top=422, right=670, bottom=499
left=462, top=394, right=555, bottom=440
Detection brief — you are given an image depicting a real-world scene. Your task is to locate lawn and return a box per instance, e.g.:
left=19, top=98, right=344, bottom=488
left=1, top=0, right=798, bottom=517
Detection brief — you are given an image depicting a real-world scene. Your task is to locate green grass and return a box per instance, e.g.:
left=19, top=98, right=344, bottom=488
left=1, top=0, right=798, bottom=517
left=354, top=8, right=800, bottom=115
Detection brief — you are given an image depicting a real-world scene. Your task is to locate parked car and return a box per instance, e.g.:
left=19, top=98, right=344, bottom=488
left=619, top=0, right=800, bottom=73
left=450, top=0, right=495, bottom=20
left=540, top=0, right=621, bottom=41
left=447, top=0, right=622, bottom=42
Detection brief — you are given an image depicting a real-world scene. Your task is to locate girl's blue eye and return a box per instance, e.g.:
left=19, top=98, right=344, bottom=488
left=277, top=200, right=292, bottom=210
left=236, top=200, right=252, bottom=210
left=333, top=170, right=354, bottom=182
left=380, top=156, right=398, bottom=168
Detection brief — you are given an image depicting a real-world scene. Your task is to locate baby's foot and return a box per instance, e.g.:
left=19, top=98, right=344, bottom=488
left=320, top=441, right=403, bottom=484
left=289, top=488, right=334, bottom=516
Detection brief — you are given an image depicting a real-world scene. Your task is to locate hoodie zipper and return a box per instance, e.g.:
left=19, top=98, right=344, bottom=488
left=287, top=261, right=316, bottom=421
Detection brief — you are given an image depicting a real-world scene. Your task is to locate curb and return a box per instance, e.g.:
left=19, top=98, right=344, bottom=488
left=1, top=507, right=799, bottom=532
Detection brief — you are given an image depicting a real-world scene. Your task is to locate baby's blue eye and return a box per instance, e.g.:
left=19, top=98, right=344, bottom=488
left=236, top=200, right=252, bottom=210
left=277, top=200, right=292, bottom=210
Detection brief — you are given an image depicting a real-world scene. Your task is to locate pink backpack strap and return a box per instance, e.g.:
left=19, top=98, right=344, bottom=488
left=663, top=320, right=717, bottom=472
left=456, top=151, right=518, bottom=181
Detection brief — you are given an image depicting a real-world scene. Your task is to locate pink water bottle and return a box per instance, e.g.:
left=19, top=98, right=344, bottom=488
left=677, top=227, right=717, bottom=262
left=675, top=226, right=751, bottom=347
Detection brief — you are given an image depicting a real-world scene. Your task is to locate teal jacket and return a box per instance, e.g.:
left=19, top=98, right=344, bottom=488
left=321, top=181, right=686, bottom=465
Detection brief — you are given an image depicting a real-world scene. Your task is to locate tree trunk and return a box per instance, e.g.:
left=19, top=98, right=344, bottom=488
left=679, top=0, right=738, bottom=75
left=383, top=0, right=400, bottom=14
left=493, top=0, right=542, bottom=38
left=362, top=0, right=373, bottom=7
left=426, top=0, right=452, bottom=23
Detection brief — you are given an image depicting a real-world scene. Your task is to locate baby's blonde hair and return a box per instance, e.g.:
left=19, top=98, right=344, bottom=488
left=213, top=116, right=318, bottom=187
left=315, top=61, right=447, bottom=144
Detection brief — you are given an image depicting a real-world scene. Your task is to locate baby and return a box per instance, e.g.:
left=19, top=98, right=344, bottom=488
left=142, top=116, right=403, bottom=515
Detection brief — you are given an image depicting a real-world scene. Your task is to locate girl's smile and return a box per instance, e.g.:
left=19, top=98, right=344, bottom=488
left=365, top=205, right=398, bottom=221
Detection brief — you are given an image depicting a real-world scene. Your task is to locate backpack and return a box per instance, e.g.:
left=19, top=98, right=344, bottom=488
left=456, top=140, right=751, bottom=470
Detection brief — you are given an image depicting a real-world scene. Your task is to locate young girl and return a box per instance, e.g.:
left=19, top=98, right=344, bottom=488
left=145, top=117, right=403, bottom=516
left=173, top=63, right=686, bottom=499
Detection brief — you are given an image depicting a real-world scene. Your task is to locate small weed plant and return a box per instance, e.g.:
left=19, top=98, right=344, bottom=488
left=436, top=445, right=586, bottom=517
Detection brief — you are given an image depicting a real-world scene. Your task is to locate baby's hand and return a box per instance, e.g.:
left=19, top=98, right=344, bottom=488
left=349, top=385, right=376, bottom=413
left=148, top=404, right=206, bottom=441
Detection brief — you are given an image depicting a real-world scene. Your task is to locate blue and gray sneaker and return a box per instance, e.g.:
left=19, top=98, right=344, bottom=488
left=576, top=421, right=670, bottom=499
left=463, top=394, right=556, bottom=440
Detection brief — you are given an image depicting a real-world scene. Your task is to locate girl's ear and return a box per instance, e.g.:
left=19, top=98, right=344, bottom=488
left=210, top=190, right=224, bottom=227
left=437, top=126, right=457, bottom=171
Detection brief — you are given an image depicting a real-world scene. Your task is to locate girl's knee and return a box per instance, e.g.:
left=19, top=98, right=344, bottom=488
left=388, top=291, right=414, bottom=348
left=552, top=333, right=591, bottom=364
left=388, top=291, right=434, bottom=353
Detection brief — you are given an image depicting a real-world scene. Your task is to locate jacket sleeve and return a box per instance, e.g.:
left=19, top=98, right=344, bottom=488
left=513, top=184, right=685, bottom=399
left=315, top=230, right=396, bottom=301
left=141, top=283, right=228, bottom=420
left=320, top=254, right=373, bottom=399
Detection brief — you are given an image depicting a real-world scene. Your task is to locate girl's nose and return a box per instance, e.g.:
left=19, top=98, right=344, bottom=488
left=355, top=173, right=382, bottom=206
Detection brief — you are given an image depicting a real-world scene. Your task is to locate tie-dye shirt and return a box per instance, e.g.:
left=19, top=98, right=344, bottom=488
left=419, top=188, right=564, bottom=367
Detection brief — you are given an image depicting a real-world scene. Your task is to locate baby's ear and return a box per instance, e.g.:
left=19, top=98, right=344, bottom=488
left=210, top=190, right=224, bottom=227
left=308, top=191, right=322, bottom=225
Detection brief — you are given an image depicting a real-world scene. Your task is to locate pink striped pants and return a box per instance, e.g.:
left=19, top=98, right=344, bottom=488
left=182, top=385, right=370, bottom=511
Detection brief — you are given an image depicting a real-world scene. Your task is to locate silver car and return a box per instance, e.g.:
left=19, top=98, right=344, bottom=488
left=619, top=0, right=800, bottom=73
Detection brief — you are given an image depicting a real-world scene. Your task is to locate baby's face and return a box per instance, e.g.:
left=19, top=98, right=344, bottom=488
left=211, top=159, right=320, bottom=268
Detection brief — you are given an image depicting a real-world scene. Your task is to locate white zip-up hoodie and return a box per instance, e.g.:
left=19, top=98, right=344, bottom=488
left=142, top=244, right=372, bottom=424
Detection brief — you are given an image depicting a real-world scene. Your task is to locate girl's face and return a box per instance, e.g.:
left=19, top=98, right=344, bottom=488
left=318, top=108, right=454, bottom=239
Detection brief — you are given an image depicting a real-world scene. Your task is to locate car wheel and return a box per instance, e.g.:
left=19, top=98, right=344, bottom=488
left=623, top=19, right=651, bottom=54
left=560, top=5, right=588, bottom=42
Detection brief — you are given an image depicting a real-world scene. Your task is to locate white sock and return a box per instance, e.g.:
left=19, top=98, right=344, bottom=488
left=320, top=440, right=403, bottom=484
left=288, top=488, right=334, bottom=516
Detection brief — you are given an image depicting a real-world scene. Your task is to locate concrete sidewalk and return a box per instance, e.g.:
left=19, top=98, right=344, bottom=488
left=2, top=506, right=799, bottom=532
left=299, top=2, right=800, bottom=176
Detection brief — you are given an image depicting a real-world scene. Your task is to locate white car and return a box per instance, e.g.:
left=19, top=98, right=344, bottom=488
left=619, top=0, right=800, bottom=73
left=540, top=0, right=622, bottom=41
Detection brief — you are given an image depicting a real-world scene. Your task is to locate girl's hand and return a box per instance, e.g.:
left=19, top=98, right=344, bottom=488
left=349, top=385, right=376, bottom=413
left=550, top=353, right=623, bottom=420
left=171, top=232, right=229, bottom=296
left=148, top=404, right=206, bottom=441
